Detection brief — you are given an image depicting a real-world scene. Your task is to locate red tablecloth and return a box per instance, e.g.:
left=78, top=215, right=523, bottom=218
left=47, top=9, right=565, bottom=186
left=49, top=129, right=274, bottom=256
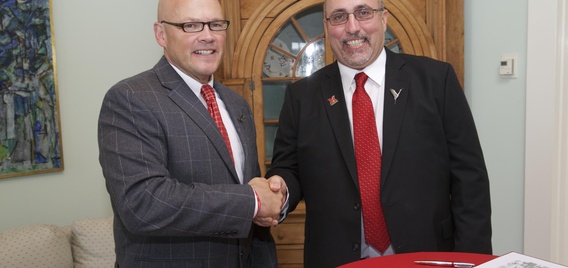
left=339, top=252, right=498, bottom=268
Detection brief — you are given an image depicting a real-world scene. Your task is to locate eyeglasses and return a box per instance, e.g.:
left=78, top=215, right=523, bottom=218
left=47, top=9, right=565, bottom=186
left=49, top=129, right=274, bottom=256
left=325, top=8, right=384, bottom=26
left=160, top=20, right=230, bottom=33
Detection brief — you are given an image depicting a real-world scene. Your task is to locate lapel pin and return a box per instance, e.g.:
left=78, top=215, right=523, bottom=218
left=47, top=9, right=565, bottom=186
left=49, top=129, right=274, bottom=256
left=328, top=95, right=339, bottom=106
left=238, top=109, right=245, bottom=122
left=390, top=88, right=403, bottom=104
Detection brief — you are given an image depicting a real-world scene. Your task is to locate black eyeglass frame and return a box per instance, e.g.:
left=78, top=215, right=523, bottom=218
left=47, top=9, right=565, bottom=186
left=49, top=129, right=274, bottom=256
left=160, top=20, right=230, bottom=33
left=325, top=8, right=384, bottom=26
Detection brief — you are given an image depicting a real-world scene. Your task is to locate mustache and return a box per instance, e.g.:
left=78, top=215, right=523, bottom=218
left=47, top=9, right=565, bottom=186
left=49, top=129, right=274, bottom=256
left=341, top=34, right=367, bottom=42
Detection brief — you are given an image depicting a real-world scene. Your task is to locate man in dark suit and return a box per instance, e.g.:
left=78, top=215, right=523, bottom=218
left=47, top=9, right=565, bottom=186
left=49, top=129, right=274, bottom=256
left=98, top=0, right=284, bottom=267
left=265, top=0, right=492, bottom=267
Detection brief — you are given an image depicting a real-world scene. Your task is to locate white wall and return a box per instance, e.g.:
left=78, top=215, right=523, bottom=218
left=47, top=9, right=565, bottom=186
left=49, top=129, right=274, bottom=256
left=0, top=0, right=533, bottom=258
left=0, top=0, right=161, bottom=230
left=525, top=0, right=568, bottom=263
left=464, top=0, right=528, bottom=255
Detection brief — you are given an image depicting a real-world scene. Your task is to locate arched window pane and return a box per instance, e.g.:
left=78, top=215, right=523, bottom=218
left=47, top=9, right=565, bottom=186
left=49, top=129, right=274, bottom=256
left=297, top=38, right=325, bottom=77
left=295, top=6, right=324, bottom=40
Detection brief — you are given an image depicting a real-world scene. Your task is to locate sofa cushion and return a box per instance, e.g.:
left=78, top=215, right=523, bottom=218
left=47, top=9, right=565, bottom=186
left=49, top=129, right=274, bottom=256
left=0, top=224, right=73, bottom=268
left=71, top=216, right=115, bottom=268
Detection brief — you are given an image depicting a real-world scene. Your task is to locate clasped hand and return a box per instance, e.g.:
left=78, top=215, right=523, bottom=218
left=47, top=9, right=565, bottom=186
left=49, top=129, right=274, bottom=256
left=248, top=175, right=287, bottom=227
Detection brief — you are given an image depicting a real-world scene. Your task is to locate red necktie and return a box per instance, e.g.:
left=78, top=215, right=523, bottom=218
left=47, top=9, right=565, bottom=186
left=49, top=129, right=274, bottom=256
left=352, top=72, right=391, bottom=253
left=201, top=84, right=234, bottom=162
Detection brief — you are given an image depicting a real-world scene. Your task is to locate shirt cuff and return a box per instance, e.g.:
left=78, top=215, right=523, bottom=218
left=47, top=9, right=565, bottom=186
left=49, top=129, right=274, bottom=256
left=252, top=188, right=261, bottom=218
left=278, top=187, right=290, bottom=222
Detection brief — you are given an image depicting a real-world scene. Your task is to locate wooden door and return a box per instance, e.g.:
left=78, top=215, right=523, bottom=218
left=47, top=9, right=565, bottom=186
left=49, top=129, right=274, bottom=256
left=218, top=0, right=463, bottom=266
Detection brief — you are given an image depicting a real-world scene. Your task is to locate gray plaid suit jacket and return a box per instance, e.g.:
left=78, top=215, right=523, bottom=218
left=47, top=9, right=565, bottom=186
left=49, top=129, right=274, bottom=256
left=98, top=56, right=277, bottom=268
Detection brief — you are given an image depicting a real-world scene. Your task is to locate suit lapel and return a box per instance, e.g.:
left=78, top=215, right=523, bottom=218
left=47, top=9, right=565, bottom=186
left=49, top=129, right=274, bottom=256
left=382, top=50, right=410, bottom=186
left=214, top=82, right=256, bottom=183
left=321, top=63, right=359, bottom=187
left=153, top=57, right=240, bottom=184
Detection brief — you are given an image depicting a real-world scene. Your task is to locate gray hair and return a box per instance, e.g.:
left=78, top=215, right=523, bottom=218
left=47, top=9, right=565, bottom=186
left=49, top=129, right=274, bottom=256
left=323, top=0, right=385, bottom=14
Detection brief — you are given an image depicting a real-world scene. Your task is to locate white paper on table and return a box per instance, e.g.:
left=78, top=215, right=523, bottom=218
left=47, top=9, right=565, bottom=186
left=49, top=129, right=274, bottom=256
left=476, top=252, right=567, bottom=268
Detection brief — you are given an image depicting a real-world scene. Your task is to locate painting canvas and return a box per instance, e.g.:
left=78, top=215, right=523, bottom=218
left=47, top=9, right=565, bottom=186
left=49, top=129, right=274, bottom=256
left=0, top=0, right=63, bottom=178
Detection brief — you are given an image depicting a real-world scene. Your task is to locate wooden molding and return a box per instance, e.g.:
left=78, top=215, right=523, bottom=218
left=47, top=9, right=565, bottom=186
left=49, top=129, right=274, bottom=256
left=218, top=0, right=242, bottom=80
left=445, top=0, right=464, bottom=88
left=384, top=0, right=437, bottom=58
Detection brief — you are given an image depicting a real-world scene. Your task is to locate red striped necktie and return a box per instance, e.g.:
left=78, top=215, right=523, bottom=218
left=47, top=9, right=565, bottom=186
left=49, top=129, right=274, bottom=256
left=201, top=84, right=234, bottom=162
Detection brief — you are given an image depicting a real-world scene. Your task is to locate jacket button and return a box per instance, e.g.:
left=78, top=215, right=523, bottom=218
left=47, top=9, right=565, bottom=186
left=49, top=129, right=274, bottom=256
left=352, top=243, right=360, bottom=252
left=353, top=203, right=361, bottom=211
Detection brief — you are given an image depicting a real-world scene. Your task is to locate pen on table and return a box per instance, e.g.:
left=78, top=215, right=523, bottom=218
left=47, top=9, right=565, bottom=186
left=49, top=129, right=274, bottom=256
left=414, top=260, right=476, bottom=268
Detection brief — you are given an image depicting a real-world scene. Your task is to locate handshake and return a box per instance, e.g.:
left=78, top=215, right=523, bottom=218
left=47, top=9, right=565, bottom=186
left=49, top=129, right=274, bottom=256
left=248, top=175, right=287, bottom=227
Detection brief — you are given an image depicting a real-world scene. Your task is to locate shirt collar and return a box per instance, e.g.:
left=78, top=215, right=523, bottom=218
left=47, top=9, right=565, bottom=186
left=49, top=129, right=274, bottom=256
left=168, top=62, right=214, bottom=98
left=338, top=48, right=387, bottom=92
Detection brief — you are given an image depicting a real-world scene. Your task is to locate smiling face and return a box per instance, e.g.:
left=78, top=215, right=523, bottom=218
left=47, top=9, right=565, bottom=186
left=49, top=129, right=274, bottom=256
left=324, top=0, right=388, bottom=70
left=154, top=0, right=226, bottom=83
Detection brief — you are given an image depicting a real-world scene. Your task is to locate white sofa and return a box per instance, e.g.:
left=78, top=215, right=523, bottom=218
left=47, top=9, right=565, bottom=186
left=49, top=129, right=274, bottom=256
left=0, top=216, right=115, bottom=268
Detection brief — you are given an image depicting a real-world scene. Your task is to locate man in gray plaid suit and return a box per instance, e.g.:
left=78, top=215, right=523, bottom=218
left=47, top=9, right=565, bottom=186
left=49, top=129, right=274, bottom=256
left=97, top=0, right=285, bottom=267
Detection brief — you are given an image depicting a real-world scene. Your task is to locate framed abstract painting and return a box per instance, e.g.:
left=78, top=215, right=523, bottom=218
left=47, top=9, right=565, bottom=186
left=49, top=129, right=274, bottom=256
left=0, top=0, right=64, bottom=179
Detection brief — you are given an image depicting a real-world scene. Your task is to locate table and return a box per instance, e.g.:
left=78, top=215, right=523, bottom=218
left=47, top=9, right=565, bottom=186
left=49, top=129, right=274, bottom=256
left=338, top=252, right=498, bottom=268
